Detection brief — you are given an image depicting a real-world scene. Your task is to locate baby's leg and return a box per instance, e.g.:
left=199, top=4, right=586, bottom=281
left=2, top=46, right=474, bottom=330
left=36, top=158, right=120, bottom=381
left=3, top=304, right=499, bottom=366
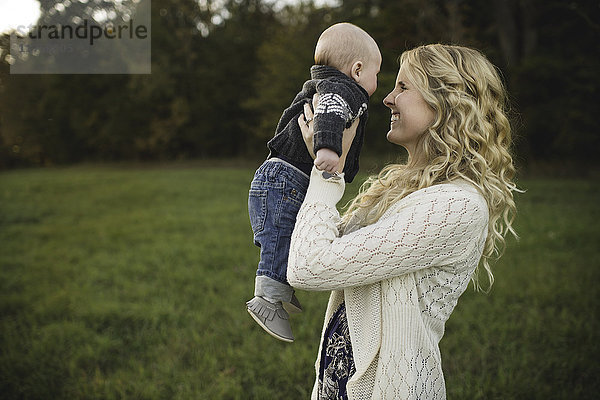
left=247, top=159, right=309, bottom=341
left=249, top=160, right=309, bottom=299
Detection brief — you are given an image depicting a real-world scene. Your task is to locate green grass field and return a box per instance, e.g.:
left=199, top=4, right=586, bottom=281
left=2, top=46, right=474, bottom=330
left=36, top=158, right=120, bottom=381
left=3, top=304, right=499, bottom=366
left=1, top=164, right=598, bottom=399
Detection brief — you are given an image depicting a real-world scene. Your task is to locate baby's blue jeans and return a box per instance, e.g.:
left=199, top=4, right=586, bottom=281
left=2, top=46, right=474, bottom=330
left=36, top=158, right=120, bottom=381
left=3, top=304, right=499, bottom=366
left=248, top=158, right=309, bottom=302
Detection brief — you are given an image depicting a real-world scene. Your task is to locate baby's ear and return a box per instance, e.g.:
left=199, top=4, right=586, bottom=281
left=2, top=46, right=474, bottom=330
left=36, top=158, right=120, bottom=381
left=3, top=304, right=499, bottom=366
left=351, top=61, right=363, bottom=81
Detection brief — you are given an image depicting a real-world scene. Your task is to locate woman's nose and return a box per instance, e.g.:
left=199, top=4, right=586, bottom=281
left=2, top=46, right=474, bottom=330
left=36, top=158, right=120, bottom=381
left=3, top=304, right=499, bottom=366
left=383, top=92, right=394, bottom=108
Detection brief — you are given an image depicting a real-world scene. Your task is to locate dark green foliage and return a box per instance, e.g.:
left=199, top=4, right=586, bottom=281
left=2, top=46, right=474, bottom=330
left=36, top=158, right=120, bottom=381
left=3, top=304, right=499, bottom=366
left=0, top=0, right=598, bottom=169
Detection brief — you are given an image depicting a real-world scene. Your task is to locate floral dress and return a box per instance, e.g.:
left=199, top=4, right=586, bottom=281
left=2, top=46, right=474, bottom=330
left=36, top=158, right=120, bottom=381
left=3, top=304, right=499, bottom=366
left=317, top=303, right=356, bottom=400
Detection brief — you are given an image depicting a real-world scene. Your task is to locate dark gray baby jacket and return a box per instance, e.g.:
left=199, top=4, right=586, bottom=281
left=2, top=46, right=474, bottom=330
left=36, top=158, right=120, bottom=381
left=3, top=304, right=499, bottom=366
left=267, top=65, right=369, bottom=183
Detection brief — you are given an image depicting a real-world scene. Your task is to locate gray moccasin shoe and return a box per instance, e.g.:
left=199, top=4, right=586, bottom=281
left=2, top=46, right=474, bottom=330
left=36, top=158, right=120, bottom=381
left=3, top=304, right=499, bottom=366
left=247, top=296, right=294, bottom=343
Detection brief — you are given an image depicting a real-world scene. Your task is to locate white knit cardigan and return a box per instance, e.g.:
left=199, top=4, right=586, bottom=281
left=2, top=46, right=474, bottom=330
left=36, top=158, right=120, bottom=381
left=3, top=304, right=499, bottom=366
left=288, top=167, right=489, bottom=400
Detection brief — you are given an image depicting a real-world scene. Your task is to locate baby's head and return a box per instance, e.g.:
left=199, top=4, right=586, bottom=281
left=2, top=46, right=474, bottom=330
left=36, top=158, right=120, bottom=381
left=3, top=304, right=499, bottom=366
left=314, top=23, right=381, bottom=96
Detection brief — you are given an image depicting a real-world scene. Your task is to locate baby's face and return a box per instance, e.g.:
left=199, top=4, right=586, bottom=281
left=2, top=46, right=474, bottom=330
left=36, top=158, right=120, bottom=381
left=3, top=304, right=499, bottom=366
left=355, top=50, right=382, bottom=96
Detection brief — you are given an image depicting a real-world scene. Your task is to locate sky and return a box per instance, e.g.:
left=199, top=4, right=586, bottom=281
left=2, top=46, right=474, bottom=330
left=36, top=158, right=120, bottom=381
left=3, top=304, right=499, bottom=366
left=0, top=0, right=42, bottom=34
left=0, top=0, right=341, bottom=34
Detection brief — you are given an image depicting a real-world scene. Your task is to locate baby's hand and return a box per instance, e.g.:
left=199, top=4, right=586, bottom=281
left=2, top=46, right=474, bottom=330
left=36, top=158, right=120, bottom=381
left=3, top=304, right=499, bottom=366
left=314, top=148, right=340, bottom=173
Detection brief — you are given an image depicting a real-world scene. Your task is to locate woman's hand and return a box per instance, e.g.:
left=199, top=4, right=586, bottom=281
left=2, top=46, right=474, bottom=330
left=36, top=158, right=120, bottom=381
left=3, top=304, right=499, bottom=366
left=298, top=98, right=317, bottom=159
left=298, top=93, right=360, bottom=173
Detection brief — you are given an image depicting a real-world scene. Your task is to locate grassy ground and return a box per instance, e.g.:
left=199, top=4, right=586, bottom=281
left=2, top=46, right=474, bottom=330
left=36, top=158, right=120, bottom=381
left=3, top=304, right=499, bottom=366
left=0, top=164, right=598, bottom=399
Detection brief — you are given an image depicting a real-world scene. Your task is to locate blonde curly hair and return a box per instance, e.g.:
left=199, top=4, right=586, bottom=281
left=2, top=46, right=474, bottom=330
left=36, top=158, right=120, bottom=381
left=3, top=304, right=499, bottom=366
left=341, top=44, right=519, bottom=291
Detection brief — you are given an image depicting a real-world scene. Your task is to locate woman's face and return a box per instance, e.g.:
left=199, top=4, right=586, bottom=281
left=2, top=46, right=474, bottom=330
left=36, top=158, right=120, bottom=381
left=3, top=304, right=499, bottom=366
left=383, top=66, right=435, bottom=157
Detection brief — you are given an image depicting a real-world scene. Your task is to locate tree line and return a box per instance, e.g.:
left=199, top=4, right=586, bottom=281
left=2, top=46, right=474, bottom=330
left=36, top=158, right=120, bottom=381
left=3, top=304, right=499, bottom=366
left=0, top=0, right=598, bottom=170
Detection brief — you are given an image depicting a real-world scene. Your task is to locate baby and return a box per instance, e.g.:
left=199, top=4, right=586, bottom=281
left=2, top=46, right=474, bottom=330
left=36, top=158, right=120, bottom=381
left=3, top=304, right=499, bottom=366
left=246, top=22, right=381, bottom=342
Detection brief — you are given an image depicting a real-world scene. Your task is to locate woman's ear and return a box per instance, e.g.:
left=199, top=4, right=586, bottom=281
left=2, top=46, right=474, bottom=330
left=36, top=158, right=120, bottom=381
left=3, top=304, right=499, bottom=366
left=351, top=61, right=363, bottom=81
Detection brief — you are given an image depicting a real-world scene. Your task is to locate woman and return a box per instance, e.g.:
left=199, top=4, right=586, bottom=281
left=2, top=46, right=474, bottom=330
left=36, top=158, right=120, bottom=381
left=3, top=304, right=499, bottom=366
left=287, top=44, right=518, bottom=399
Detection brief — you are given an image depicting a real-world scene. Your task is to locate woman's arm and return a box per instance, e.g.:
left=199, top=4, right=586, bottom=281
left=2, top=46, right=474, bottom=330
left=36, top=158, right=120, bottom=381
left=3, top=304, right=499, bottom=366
left=287, top=174, right=488, bottom=291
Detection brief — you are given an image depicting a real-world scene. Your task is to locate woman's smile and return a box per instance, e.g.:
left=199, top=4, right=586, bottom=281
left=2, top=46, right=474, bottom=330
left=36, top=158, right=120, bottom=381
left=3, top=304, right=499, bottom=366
left=383, top=67, right=435, bottom=156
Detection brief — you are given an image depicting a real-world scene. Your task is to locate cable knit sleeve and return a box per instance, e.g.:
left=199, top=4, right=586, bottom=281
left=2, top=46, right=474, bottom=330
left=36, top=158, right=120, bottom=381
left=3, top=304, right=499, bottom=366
left=287, top=167, right=488, bottom=291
